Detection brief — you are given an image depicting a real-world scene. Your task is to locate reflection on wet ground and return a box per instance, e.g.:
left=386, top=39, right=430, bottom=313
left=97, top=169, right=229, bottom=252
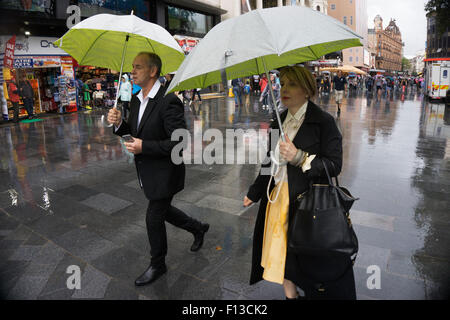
left=0, top=87, right=448, bottom=300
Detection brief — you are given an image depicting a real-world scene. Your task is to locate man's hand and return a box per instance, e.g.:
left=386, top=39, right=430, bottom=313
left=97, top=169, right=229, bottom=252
left=279, top=134, right=298, bottom=162
left=107, top=107, right=122, bottom=127
left=124, top=138, right=142, bottom=155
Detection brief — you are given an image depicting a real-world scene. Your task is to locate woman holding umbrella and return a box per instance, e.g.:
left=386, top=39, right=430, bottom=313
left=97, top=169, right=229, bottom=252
left=243, top=66, right=355, bottom=300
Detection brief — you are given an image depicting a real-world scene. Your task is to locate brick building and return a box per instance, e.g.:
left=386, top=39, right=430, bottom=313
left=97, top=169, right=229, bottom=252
left=373, top=15, right=403, bottom=73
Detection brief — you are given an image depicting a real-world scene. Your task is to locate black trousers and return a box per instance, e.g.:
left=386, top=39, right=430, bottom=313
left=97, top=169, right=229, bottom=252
left=23, top=98, right=34, bottom=116
left=146, top=197, right=201, bottom=268
left=11, top=101, right=19, bottom=122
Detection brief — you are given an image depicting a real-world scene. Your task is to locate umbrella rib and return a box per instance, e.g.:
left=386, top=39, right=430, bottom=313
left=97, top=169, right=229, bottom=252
left=307, top=45, right=319, bottom=60
left=254, top=10, right=280, bottom=55
left=81, top=30, right=109, bottom=65
left=145, top=37, right=157, bottom=57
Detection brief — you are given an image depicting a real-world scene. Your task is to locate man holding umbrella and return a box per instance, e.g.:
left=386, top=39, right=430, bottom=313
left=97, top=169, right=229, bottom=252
left=107, top=52, right=209, bottom=286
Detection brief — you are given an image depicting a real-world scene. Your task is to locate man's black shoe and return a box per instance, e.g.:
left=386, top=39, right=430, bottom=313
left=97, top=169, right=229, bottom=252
left=134, top=265, right=167, bottom=286
left=190, top=223, right=209, bottom=252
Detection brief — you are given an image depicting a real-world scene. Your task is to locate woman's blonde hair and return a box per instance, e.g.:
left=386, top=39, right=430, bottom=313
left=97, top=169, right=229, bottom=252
left=279, top=66, right=317, bottom=99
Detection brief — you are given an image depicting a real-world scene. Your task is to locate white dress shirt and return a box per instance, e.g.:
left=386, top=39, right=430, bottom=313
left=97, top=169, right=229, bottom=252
left=115, top=80, right=161, bottom=131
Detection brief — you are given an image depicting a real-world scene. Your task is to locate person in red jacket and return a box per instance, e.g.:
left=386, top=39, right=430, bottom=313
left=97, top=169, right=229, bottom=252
left=7, top=77, right=21, bottom=123
left=259, top=74, right=269, bottom=109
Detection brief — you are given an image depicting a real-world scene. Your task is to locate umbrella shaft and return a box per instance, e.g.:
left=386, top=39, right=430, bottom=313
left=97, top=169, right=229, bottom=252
left=114, top=34, right=130, bottom=109
left=262, top=57, right=285, bottom=141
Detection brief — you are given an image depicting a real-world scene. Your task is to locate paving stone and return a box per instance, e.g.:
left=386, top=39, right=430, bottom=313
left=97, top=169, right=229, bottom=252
left=351, top=209, right=396, bottom=232
left=81, top=193, right=133, bottom=215
left=354, top=266, right=427, bottom=300
left=8, top=245, right=43, bottom=262
left=37, top=253, right=87, bottom=300
left=6, top=275, right=49, bottom=300
left=354, top=243, right=391, bottom=271
left=90, top=247, right=148, bottom=283
left=55, top=184, right=100, bottom=202
left=25, top=215, right=77, bottom=241
left=71, top=265, right=111, bottom=299
left=103, top=279, right=139, bottom=300
left=32, top=242, right=66, bottom=265
left=3, top=225, right=33, bottom=241
left=53, top=228, right=119, bottom=263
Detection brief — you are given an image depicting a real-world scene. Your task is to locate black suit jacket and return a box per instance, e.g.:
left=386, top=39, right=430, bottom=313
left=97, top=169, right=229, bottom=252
left=114, top=85, right=186, bottom=201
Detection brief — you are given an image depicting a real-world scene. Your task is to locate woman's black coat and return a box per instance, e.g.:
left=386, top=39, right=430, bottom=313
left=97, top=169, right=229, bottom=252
left=247, top=100, right=355, bottom=298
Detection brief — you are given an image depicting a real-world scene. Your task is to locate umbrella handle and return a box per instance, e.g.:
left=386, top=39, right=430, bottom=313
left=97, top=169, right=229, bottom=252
left=261, top=57, right=285, bottom=141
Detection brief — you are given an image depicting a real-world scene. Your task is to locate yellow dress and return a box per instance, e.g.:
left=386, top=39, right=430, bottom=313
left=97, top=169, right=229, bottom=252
left=261, top=181, right=290, bottom=284
left=260, top=101, right=310, bottom=285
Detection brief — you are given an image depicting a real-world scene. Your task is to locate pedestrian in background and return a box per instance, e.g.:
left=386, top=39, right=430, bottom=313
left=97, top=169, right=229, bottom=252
left=260, top=74, right=280, bottom=113
left=259, top=74, right=268, bottom=109
left=332, top=71, right=346, bottom=115
left=7, top=76, right=21, bottom=123
left=252, top=74, right=260, bottom=93
left=18, top=74, right=35, bottom=119
left=243, top=78, right=251, bottom=114
left=243, top=65, right=354, bottom=300
left=191, top=88, right=202, bottom=105
left=231, top=77, right=244, bottom=110
left=118, top=74, right=132, bottom=120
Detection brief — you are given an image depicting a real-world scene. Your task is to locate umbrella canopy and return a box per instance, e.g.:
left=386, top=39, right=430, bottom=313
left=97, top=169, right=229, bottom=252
left=320, top=65, right=367, bottom=75
left=54, top=13, right=184, bottom=75
left=166, top=5, right=362, bottom=94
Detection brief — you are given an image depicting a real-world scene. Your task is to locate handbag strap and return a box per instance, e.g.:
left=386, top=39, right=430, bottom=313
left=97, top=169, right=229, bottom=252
left=321, top=159, right=340, bottom=187
left=320, top=159, right=334, bottom=186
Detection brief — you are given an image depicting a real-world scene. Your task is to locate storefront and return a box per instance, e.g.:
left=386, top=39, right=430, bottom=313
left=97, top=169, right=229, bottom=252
left=1, top=35, right=77, bottom=118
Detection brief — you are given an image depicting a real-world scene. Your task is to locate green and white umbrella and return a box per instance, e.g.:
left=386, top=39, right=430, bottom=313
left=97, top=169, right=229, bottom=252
left=54, top=12, right=184, bottom=125
left=166, top=5, right=363, bottom=136
left=54, top=12, right=184, bottom=75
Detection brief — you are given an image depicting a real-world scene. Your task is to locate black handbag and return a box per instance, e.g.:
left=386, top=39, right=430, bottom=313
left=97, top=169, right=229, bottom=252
left=288, top=159, right=359, bottom=260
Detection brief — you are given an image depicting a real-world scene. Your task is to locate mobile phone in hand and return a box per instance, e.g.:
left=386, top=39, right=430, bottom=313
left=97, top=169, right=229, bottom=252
left=122, top=134, right=134, bottom=143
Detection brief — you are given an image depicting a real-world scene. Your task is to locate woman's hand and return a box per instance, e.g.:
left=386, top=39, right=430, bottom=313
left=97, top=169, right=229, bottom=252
left=279, top=134, right=298, bottom=162
left=243, top=196, right=253, bottom=207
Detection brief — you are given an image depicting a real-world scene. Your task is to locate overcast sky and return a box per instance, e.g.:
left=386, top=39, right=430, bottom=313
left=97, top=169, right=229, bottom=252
left=367, top=0, right=428, bottom=58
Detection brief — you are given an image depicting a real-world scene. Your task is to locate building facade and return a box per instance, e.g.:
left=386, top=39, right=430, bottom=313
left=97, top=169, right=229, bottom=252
left=408, top=50, right=425, bottom=75
left=228, top=0, right=328, bottom=18
left=372, top=15, right=403, bottom=73
left=367, top=28, right=377, bottom=69
left=326, top=0, right=369, bottom=71
left=426, top=11, right=450, bottom=59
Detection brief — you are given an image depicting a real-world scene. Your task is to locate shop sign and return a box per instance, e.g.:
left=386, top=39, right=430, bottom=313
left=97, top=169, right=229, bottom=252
left=0, top=36, right=68, bottom=56
left=174, top=35, right=200, bottom=54
left=14, top=58, right=33, bottom=68
left=33, top=56, right=61, bottom=68
left=3, top=35, right=16, bottom=69
left=60, top=57, right=74, bottom=78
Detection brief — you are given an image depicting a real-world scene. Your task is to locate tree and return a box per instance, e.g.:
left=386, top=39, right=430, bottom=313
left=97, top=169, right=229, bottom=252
left=425, top=0, right=450, bottom=36
left=402, top=57, right=411, bottom=72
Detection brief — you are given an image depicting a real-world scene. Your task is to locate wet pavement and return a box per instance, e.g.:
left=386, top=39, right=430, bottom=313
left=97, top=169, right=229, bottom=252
left=0, top=88, right=449, bottom=300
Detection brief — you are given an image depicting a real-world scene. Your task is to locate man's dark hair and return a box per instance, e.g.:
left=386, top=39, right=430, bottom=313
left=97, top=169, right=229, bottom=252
left=138, top=52, right=162, bottom=77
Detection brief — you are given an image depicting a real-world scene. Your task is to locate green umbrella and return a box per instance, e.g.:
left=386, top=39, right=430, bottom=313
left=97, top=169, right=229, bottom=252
left=166, top=6, right=363, bottom=138
left=54, top=12, right=185, bottom=126
left=54, top=12, right=184, bottom=75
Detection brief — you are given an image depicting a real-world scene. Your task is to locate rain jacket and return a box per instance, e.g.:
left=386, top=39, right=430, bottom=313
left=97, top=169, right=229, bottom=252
left=118, top=74, right=132, bottom=102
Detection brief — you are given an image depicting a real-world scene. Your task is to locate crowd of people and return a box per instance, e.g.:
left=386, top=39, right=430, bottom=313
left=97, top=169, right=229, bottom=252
left=228, top=70, right=427, bottom=119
